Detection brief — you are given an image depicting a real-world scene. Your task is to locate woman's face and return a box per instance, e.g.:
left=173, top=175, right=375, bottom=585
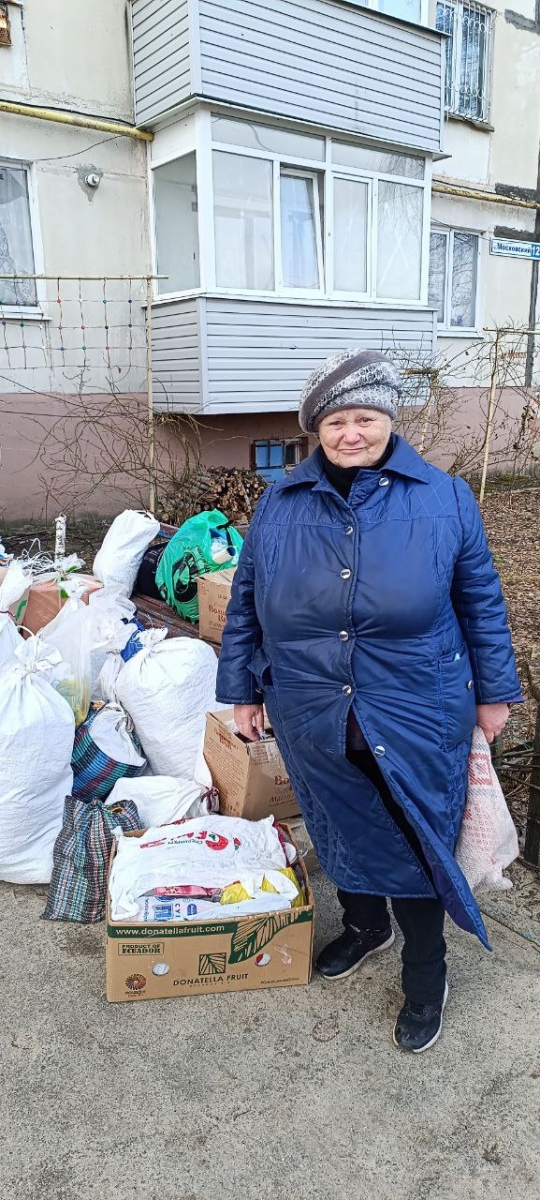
left=318, top=408, right=393, bottom=468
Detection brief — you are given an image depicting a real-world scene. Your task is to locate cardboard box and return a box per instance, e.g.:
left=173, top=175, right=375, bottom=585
left=106, top=828, right=314, bottom=1003
left=288, top=818, right=320, bottom=875
left=0, top=565, right=30, bottom=626
left=23, top=573, right=102, bottom=636
left=204, top=709, right=300, bottom=821
left=197, top=568, right=235, bottom=645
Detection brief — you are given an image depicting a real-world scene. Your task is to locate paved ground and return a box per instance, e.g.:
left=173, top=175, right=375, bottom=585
left=2, top=870, right=540, bottom=1200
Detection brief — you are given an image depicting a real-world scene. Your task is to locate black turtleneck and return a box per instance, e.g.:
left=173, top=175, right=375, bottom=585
left=321, top=433, right=395, bottom=500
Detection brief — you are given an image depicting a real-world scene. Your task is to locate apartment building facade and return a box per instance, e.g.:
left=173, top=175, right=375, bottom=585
left=0, top=0, right=537, bottom=514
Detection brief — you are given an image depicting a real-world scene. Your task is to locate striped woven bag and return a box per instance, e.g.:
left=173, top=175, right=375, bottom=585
left=71, top=703, right=146, bottom=801
left=43, top=795, right=141, bottom=923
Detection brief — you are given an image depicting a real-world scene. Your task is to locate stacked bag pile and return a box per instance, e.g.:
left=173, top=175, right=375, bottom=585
left=0, top=511, right=226, bottom=913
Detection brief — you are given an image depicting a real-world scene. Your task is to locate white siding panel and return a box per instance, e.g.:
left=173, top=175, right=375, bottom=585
left=199, top=0, right=443, bottom=153
left=132, top=0, right=191, bottom=126
left=152, top=299, right=202, bottom=412
left=203, top=300, right=436, bottom=412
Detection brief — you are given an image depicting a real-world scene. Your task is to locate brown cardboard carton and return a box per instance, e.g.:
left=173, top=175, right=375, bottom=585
left=106, top=828, right=313, bottom=1003
left=0, top=565, right=30, bottom=626
left=23, top=573, right=102, bottom=635
left=287, top=818, right=320, bottom=874
left=204, top=709, right=300, bottom=821
left=197, top=568, right=236, bottom=645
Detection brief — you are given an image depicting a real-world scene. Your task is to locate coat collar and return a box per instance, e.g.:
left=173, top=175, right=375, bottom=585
left=276, top=435, right=430, bottom=492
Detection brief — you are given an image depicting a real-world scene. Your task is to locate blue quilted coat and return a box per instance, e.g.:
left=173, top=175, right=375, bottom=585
left=216, top=437, right=521, bottom=947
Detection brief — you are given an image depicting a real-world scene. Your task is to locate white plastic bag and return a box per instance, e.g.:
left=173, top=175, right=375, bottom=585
left=109, top=815, right=290, bottom=920
left=456, top=726, right=519, bottom=893
left=41, top=584, right=137, bottom=723
left=93, top=510, right=160, bottom=596
left=115, top=631, right=221, bottom=779
left=40, top=582, right=92, bottom=726
left=0, top=561, right=31, bottom=667
left=0, top=639, right=75, bottom=884
left=85, top=587, right=138, bottom=696
left=105, top=775, right=215, bottom=828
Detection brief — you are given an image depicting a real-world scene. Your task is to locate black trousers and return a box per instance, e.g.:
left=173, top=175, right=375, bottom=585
left=343, top=740, right=447, bottom=1006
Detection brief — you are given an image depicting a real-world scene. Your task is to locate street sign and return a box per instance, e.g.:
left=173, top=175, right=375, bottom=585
left=490, top=237, right=540, bottom=260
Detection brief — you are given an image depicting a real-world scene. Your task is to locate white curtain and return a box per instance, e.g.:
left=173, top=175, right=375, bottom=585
left=280, top=174, right=320, bottom=289
left=0, top=166, right=36, bottom=306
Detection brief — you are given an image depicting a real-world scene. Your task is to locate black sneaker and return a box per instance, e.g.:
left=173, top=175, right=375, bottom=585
left=392, top=981, right=449, bottom=1054
left=316, top=925, right=395, bottom=980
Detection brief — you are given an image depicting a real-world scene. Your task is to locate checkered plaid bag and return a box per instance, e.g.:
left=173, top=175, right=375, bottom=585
left=42, top=795, right=141, bottom=923
left=71, top=703, right=146, bottom=801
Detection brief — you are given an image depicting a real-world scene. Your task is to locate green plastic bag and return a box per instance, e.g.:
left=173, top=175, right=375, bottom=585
left=155, top=509, right=243, bottom=623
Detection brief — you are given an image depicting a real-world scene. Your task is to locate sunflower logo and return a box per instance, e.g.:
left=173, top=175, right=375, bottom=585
left=126, top=973, right=146, bottom=992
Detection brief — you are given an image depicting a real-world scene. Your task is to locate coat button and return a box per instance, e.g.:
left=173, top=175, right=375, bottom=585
left=345, top=525, right=354, bottom=536
left=379, top=476, right=390, bottom=487
left=341, top=568, right=352, bottom=580
left=467, top=680, right=474, bottom=690
left=339, top=631, right=349, bottom=641
left=374, top=745, right=386, bottom=757
left=342, top=684, right=352, bottom=695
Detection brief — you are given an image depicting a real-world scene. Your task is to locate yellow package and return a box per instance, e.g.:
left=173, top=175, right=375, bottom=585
left=220, top=867, right=305, bottom=909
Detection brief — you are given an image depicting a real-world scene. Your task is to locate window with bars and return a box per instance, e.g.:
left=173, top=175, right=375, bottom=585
left=436, top=0, right=493, bottom=123
left=428, top=228, right=480, bottom=330
left=251, top=438, right=308, bottom=483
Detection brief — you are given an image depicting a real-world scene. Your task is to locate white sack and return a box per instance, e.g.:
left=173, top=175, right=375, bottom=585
left=0, top=613, right=21, bottom=669
left=87, top=704, right=146, bottom=770
left=0, top=639, right=75, bottom=884
left=97, top=653, right=124, bottom=704
left=93, top=510, right=160, bottom=596
left=115, top=632, right=220, bottom=779
left=456, top=725, right=519, bottom=893
left=106, top=775, right=214, bottom=828
left=109, top=815, right=289, bottom=920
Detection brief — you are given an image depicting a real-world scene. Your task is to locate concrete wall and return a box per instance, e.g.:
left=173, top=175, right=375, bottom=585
left=0, top=1, right=150, bottom=400
left=2, top=0, right=135, bottom=119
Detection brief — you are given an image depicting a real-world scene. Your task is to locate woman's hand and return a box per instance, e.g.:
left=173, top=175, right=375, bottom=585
left=234, top=703, right=264, bottom=742
left=476, top=702, right=510, bottom=744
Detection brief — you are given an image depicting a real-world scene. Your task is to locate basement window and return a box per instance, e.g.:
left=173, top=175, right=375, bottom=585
left=251, top=438, right=308, bottom=483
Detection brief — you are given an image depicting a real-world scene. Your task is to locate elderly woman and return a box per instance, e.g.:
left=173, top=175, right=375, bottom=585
left=215, top=350, right=521, bottom=1054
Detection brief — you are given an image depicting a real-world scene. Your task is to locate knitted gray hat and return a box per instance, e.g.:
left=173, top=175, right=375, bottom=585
left=299, top=349, right=402, bottom=434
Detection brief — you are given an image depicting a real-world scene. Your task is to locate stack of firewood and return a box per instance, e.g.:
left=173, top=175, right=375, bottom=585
left=157, top=466, right=268, bottom=528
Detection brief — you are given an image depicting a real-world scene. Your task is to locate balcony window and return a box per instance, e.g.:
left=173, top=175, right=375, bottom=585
left=151, top=117, right=429, bottom=306
left=0, top=161, right=37, bottom=308
left=153, top=153, right=199, bottom=294
left=429, top=228, right=479, bottom=329
left=333, top=177, right=369, bottom=293
left=211, top=118, right=428, bottom=303
left=354, top=0, right=423, bottom=20
left=280, top=169, right=324, bottom=290
left=213, top=151, right=274, bottom=291
left=436, top=0, right=493, bottom=123
left=377, top=182, right=424, bottom=300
